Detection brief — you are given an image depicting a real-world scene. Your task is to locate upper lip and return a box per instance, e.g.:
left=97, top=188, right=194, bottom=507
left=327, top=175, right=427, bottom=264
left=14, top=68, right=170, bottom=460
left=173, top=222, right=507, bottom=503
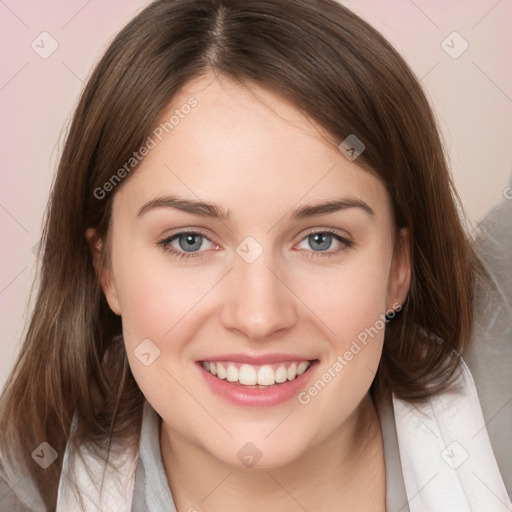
left=197, top=353, right=315, bottom=365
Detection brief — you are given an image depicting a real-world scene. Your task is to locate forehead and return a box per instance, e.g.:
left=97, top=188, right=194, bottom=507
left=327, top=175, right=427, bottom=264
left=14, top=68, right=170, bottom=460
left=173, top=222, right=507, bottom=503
left=113, top=74, right=392, bottom=224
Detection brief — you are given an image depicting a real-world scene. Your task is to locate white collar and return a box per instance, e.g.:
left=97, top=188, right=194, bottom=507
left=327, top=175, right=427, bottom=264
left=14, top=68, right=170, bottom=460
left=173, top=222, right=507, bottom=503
left=392, top=358, right=511, bottom=511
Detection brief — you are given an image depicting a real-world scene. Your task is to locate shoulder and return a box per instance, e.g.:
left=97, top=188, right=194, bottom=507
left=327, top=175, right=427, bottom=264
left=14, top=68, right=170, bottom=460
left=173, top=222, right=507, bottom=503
left=463, top=176, right=512, bottom=496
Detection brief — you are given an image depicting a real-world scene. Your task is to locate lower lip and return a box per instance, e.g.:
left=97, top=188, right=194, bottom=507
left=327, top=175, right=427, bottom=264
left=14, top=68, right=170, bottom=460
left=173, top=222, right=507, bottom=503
left=196, top=361, right=319, bottom=407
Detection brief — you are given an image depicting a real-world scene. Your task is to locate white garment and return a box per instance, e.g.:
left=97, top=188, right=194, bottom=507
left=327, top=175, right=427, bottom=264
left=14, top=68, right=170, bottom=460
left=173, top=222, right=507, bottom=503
left=56, top=436, right=138, bottom=512
left=393, top=359, right=512, bottom=512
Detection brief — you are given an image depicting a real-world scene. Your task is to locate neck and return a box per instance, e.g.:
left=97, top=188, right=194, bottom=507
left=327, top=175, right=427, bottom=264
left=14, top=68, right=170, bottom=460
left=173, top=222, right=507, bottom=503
left=160, top=392, right=386, bottom=512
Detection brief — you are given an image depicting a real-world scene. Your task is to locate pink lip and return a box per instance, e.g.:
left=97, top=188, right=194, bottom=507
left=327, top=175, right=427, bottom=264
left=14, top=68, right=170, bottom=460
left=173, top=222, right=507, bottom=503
left=197, top=353, right=312, bottom=365
left=196, top=359, right=319, bottom=407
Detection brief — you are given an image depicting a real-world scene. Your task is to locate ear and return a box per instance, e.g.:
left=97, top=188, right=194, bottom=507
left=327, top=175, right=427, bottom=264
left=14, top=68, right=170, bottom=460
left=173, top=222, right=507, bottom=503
left=85, top=228, right=121, bottom=315
left=386, top=227, right=411, bottom=312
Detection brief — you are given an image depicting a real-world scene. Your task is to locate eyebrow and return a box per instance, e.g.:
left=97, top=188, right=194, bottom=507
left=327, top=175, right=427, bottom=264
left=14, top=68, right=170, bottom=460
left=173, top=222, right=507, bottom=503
left=136, top=194, right=375, bottom=221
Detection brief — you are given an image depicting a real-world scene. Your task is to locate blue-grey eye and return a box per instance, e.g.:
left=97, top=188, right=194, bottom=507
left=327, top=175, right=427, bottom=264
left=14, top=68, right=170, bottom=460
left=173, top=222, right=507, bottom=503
left=177, top=233, right=204, bottom=252
left=307, top=232, right=334, bottom=251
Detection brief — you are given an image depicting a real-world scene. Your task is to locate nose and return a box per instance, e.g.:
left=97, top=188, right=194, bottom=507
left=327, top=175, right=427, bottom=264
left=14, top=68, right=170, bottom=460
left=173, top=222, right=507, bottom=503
left=220, top=249, right=298, bottom=341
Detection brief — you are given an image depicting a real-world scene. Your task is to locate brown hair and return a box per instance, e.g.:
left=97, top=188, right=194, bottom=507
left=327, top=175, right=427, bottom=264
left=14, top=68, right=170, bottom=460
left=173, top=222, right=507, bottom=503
left=0, top=0, right=483, bottom=508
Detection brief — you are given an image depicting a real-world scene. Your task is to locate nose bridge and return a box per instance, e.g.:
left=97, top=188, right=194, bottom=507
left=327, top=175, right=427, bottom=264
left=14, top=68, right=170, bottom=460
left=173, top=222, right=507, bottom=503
left=220, top=236, right=297, bottom=339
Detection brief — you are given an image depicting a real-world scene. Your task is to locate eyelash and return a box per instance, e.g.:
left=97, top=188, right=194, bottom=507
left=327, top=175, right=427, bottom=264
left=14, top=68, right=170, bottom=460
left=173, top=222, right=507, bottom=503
left=157, top=228, right=354, bottom=261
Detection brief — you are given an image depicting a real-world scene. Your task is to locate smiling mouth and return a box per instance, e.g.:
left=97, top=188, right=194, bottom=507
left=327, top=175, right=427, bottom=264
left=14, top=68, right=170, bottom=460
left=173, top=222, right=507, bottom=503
left=199, top=360, right=314, bottom=387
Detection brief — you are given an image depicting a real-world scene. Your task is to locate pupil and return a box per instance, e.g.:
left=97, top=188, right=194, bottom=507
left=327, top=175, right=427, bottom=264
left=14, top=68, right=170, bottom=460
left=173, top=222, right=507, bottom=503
left=311, top=233, right=331, bottom=251
left=179, top=234, right=202, bottom=252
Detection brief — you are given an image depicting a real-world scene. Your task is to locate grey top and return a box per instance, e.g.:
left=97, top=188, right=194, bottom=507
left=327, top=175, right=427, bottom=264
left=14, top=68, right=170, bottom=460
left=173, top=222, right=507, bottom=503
left=1, top=176, right=511, bottom=511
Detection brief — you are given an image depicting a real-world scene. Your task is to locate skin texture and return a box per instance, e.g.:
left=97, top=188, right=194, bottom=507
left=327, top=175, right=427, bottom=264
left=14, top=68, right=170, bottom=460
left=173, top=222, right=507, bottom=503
left=87, top=73, right=410, bottom=511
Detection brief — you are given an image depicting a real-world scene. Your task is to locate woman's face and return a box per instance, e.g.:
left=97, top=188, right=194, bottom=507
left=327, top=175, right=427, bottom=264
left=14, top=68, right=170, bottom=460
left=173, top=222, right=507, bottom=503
left=89, top=73, right=410, bottom=468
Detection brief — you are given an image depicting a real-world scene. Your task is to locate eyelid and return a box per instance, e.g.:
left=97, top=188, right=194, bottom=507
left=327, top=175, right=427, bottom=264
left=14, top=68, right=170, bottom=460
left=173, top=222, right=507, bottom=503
left=156, top=228, right=219, bottom=258
left=293, top=227, right=354, bottom=254
left=298, top=226, right=353, bottom=242
left=162, top=227, right=216, bottom=243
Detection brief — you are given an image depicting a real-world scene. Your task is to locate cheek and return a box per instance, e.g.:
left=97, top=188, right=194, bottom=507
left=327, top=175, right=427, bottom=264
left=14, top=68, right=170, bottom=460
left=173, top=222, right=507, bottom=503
left=109, top=244, right=210, bottom=391
left=292, top=248, right=391, bottom=348
left=292, top=264, right=389, bottom=429
left=111, top=245, right=212, bottom=344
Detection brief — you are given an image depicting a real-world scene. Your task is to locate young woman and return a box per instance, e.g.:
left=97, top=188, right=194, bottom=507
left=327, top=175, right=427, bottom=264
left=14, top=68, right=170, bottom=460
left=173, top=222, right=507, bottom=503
left=1, top=1, right=510, bottom=511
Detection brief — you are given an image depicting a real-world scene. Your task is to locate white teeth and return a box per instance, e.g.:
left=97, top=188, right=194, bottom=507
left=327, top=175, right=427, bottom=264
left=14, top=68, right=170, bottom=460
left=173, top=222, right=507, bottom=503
left=297, top=361, right=309, bottom=376
left=287, top=363, right=297, bottom=381
left=226, top=365, right=238, bottom=382
left=257, top=365, right=275, bottom=386
left=275, top=365, right=288, bottom=383
left=216, top=363, right=227, bottom=380
left=239, top=364, right=257, bottom=385
left=202, top=360, right=311, bottom=386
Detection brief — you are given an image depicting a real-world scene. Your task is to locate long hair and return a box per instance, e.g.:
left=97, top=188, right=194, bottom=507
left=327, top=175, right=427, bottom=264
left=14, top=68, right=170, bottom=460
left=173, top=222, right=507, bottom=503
left=0, top=0, right=482, bottom=508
